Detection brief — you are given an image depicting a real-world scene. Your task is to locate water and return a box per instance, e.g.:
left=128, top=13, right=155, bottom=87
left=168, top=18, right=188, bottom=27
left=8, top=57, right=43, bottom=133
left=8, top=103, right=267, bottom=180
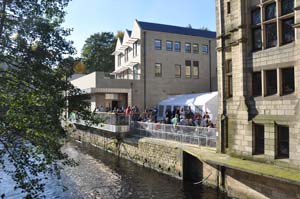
left=1, top=141, right=228, bottom=199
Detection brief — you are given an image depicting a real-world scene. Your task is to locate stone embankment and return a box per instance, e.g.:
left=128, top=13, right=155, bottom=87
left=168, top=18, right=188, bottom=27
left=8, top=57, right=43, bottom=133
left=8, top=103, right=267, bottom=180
left=66, top=124, right=300, bottom=199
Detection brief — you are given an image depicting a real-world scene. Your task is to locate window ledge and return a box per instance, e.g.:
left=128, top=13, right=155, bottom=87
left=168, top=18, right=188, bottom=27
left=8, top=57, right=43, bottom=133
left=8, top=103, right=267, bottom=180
left=253, top=93, right=296, bottom=101
left=252, top=42, right=295, bottom=54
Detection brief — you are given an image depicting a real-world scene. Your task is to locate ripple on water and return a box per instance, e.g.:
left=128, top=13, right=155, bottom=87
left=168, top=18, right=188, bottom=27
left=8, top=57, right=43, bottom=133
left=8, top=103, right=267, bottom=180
left=1, top=141, right=228, bottom=199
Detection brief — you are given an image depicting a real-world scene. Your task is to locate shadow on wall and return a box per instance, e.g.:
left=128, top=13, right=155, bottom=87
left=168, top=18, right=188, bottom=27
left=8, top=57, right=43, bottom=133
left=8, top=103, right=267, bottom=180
left=183, top=151, right=203, bottom=182
left=225, top=167, right=300, bottom=199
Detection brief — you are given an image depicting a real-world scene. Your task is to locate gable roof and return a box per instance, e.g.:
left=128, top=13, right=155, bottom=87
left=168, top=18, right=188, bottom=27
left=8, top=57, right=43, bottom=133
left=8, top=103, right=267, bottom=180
left=126, top=29, right=132, bottom=37
left=137, top=20, right=216, bottom=39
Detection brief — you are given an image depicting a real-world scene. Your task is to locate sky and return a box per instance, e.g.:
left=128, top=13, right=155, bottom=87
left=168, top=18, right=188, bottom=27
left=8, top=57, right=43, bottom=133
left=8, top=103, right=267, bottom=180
left=63, top=0, right=216, bottom=56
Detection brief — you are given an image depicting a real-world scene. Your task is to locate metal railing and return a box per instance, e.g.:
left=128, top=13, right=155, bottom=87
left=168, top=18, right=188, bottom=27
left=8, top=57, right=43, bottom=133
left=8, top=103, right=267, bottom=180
left=69, top=112, right=217, bottom=147
left=94, top=112, right=130, bottom=125
left=130, top=122, right=216, bottom=147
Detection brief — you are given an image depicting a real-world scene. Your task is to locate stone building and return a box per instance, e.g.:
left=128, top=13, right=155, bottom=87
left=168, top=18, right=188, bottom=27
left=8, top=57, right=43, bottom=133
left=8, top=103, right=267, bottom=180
left=216, top=0, right=300, bottom=167
left=72, top=20, right=217, bottom=111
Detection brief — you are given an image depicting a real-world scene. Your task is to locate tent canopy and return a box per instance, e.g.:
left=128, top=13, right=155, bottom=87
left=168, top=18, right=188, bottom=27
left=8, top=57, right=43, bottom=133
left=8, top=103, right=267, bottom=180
left=157, top=92, right=218, bottom=121
left=159, top=92, right=218, bottom=107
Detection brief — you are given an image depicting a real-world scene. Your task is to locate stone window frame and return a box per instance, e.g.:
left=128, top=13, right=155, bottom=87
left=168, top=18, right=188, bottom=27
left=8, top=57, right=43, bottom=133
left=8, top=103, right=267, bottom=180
left=174, top=41, right=181, bottom=52
left=133, top=41, right=138, bottom=57
left=154, top=39, right=162, bottom=50
left=280, top=66, right=295, bottom=96
left=202, top=45, right=209, bottom=54
left=155, top=63, right=162, bottom=77
left=117, top=53, right=122, bottom=67
left=251, top=0, right=295, bottom=51
left=175, top=64, right=181, bottom=78
left=227, top=1, right=231, bottom=15
left=253, top=123, right=265, bottom=155
left=166, top=40, right=173, bottom=51
left=225, top=59, right=233, bottom=98
left=124, top=48, right=129, bottom=62
left=192, top=43, right=199, bottom=54
left=275, top=124, right=289, bottom=159
left=265, top=69, right=277, bottom=96
left=252, top=71, right=262, bottom=97
left=192, top=61, right=199, bottom=79
left=185, top=60, right=191, bottom=78
left=254, top=66, right=295, bottom=98
left=185, top=42, right=191, bottom=53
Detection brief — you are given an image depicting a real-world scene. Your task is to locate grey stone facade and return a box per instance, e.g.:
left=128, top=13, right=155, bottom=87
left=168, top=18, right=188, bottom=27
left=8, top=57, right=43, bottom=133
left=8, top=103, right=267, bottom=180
left=216, top=0, right=300, bottom=168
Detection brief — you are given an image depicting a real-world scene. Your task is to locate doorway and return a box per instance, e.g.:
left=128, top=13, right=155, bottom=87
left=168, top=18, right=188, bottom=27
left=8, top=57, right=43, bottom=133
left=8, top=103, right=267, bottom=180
left=112, top=100, right=118, bottom=109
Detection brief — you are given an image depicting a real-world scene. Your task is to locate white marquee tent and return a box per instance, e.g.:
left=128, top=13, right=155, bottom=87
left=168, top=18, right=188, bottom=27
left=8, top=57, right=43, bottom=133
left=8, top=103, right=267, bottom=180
left=157, top=92, right=218, bottom=122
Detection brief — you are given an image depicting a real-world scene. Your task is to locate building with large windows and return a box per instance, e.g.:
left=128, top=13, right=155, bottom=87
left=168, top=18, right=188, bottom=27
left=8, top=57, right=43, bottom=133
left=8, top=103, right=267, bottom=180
left=216, top=0, right=300, bottom=166
left=72, top=20, right=217, bottom=111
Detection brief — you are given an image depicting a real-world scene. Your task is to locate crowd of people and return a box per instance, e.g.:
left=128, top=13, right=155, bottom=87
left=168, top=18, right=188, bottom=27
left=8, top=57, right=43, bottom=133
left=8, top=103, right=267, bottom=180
left=94, top=105, right=216, bottom=128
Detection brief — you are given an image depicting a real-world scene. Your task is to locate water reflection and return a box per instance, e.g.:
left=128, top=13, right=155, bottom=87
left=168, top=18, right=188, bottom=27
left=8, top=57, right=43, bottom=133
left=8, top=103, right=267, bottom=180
left=1, top=141, right=228, bottom=199
left=62, top=141, right=228, bottom=199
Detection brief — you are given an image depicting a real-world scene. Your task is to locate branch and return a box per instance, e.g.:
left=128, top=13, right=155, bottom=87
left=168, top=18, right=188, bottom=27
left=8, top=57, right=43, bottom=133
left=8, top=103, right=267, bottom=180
left=0, top=0, right=7, bottom=39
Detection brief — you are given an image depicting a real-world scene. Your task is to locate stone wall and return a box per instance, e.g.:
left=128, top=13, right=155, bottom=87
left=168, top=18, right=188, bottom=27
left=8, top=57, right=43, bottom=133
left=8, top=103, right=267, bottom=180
left=68, top=128, right=183, bottom=179
left=67, top=126, right=300, bottom=199
left=225, top=168, right=300, bottom=199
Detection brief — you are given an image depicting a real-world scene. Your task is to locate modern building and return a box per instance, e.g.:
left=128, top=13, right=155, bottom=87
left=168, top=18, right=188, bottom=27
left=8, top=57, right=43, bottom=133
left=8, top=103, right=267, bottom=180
left=72, top=20, right=217, bottom=111
left=216, top=0, right=300, bottom=167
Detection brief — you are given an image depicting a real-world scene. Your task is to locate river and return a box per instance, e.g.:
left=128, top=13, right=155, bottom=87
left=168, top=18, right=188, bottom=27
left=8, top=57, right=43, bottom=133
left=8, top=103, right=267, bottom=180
left=1, top=141, right=228, bottom=199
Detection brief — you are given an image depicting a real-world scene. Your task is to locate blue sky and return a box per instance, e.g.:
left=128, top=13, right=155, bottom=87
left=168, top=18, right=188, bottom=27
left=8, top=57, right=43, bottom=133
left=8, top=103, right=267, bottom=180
left=63, top=0, right=216, bottom=56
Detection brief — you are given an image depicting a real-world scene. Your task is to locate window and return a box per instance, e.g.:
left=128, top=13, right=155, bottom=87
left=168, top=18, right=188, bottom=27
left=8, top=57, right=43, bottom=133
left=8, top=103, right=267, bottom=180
left=166, top=40, right=173, bottom=51
left=117, top=54, right=122, bottom=66
left=265, top=70, right=277, bottom=96
left=175, top=64, right=181, bottom=78
left=185, top=60, right=191, bottom=78
left=252, top=8, right=262, bottom=51
left=265, top=3, right=276, bottom=20
left=281, top=0, right=294, bottom=15
left=202, top=45, right=209, bottom=54
left=226, top=60, right=232, bottom=98
left=252, top=72, right=262, bottom=96
left=154, top=39, right=162, bottom=50
left=252, top=8, right=261, bottom=25
left=227, top=1, right=231, bottom=14
left=281, top=67, right=294, bottom=95
left=253, top=124, right=264, bottom=155
left=252, top=1, right=295, bottom=51
left=276, top=125, right=289, bottom=159
left=133, top=41, right=138, bottom=57
left=155, top=63, right=162, bottom=77
left=174, top=41, right=181, bottom=52
left=252, top=28, right=262, bottom=51
left=125, top=48, right=129, bottom=62
left=282, top=18, right=294, bottom=45
left=193, top=43, right=199, bottom=53
left=265, top=23, right=277, bottom=48
left=193, top=61, right=199, bottom=78
left=133, top=65, right=139, bottom=80
left=185, top=42, right=191, bottom=53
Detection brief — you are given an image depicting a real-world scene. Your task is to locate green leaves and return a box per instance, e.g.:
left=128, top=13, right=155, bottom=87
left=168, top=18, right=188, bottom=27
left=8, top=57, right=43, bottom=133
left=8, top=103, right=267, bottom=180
left=0, top=0, right=96, bottom=198
left=81, top=32, right=116, bottom=73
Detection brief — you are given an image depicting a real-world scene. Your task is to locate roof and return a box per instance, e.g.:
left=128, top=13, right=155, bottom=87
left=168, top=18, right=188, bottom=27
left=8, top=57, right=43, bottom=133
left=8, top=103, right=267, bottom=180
left=137, top=20, right=216, bottom=39
left=126, top=29, right=132, bottom=37
left=159, top=92, right=218, bottom=106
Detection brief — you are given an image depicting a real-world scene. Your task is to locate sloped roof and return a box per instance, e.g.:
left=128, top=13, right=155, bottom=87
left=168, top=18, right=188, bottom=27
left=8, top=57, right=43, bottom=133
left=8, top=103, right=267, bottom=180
left=137, top=20, right=216, bottom=39
left=126, top=29, right=132, bottom=37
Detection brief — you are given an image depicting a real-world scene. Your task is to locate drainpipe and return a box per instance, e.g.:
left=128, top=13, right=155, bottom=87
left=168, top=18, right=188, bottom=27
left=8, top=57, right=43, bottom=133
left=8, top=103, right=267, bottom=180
left=143, top=31, right=147, bottom=110
left=219, top=0, right=227, bottom=153
left=209, top=40, right=212, bottom=92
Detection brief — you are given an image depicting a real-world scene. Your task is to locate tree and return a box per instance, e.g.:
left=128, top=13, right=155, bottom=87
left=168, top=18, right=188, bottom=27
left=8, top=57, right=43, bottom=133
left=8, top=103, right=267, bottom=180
left=0, top=0, right=95, bottom=198
left=81, top=32, right=116, bottom=73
